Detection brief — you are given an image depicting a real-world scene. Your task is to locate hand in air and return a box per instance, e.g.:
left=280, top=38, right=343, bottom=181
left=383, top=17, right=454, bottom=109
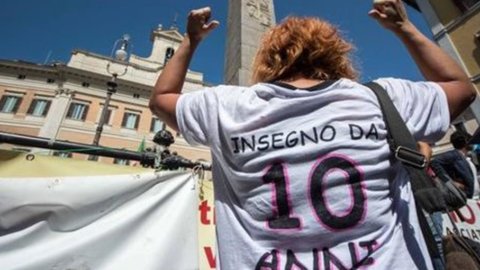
left=187, top=7, right=219, bottom=43
left=368, top=0, right=410, bottom=32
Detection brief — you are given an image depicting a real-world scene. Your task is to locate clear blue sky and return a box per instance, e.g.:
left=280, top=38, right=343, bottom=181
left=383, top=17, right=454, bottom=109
left=0, top=0, right=432, bottom=85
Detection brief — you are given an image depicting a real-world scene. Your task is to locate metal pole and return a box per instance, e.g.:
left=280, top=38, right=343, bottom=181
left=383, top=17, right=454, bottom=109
left=0, top=132, right=157, bottom=167
left=89, top=74, right=118, bottom=161
left=93, top=74, right=117, bottom=146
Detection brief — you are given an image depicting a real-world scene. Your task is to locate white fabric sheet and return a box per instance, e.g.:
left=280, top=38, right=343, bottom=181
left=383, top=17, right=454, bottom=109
left=0, top=171, right=198, bottom=270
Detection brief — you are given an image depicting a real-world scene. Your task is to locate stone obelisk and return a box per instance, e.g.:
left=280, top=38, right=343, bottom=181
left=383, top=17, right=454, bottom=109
left=224, top=0, right=276, bottom=86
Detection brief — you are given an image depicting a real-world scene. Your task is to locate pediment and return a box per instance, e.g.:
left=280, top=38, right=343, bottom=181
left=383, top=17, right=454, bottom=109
left=162, top=29, right=184, bottom=39
left=151, top=28, right=184, bottom=42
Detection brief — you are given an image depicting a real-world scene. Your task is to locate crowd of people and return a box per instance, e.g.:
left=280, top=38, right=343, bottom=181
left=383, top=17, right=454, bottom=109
left=149, top=0, right=476, bottom=269
left=418, top=131, right=480, bottom=269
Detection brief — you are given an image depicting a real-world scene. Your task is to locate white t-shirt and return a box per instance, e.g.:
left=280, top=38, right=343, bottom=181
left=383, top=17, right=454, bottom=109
left=176, top=78, right=449, bottom=270
left=465, top=155, right=480, bottom=199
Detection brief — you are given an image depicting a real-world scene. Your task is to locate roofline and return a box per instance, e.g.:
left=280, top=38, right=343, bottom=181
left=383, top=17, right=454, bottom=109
left=0, top=58, right=208, bottom=90
left=71, top=49, right=159, bottom=73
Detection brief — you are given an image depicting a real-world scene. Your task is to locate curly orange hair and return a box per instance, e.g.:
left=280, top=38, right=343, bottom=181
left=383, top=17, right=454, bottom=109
left=251, top=17, right=358, bottom=84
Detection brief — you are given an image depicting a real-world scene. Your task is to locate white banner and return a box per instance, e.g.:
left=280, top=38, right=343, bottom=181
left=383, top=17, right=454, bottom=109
left=442, top=199, right=480, bottom=242
left=0, top=171, right=198, bottom=270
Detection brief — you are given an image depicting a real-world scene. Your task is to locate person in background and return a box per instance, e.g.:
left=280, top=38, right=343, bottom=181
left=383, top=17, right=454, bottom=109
left=418, top=141, right=445, bottom=269
left=455, top=130, right=480, bottom=168
left=431, top=131, right=477, bottom=198
left=450, top=130, right=480, bottom=198
left=149, top=0, right=475, bottom=269
left=422, top=138, right=480, bottom=269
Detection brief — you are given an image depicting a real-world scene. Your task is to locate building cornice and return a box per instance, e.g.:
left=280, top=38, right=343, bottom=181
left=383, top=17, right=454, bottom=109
left=68, top=50, right=206, bottom=85
left=71, top=49, right=159, bottom=72
left=0, top=59, right=58, bottom=74
left=0, top=58, right=208, bottom=93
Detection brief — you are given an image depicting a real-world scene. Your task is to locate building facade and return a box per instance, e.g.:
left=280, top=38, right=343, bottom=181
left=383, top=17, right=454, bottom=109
left=415, top=0, right=480, bottom=137
left=0, top=25, right=211, bottom=165
left=3, top=1, right=479, bottom=163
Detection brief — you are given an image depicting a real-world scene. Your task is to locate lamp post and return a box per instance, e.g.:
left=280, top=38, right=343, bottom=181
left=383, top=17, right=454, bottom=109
left=89, top=34, right=131, bottom=160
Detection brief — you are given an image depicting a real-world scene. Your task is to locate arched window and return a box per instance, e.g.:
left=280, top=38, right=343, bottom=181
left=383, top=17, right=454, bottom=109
left=164, top=47, right=175, bottom=65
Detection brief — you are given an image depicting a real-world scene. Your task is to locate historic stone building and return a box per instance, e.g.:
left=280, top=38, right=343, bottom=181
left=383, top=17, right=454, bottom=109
left=0, top=25, right=211, bottom=165
left=3, top=0, right=476, bottom=164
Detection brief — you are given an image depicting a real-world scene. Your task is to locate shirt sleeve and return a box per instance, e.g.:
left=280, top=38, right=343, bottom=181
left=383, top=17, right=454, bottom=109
left=175, top=87, right=219, bottom=146
left=374, top=78, right=450, bottom=142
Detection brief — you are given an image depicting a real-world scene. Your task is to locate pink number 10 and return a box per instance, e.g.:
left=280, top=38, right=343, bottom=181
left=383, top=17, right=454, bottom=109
left=263, top=156, right=366, bottom=231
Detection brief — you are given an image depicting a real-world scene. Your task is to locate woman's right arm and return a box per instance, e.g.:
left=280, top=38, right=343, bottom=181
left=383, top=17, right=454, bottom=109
left=369, top=0, right=476, bottom=121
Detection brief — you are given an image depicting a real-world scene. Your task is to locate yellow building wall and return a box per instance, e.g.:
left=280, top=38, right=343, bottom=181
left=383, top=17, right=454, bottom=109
left=449, top=10, right=480, bottom=76
left=429, top=0, right=463, bottom=24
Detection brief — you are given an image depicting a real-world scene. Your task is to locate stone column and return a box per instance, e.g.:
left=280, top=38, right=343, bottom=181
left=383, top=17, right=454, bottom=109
left=38, top=87, right=73, bottom=139
left=224, top=0, right=276, bottom=86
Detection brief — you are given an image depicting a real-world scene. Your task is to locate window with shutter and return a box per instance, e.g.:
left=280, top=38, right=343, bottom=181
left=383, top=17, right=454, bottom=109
left=0, top=95, right=22, bottom=113
left=122, top=112, right=140, bottom=129
left=66, top=102, right=89, bottom=121
left=12, top=97, right=22, bottom=113
left=134, top=115, right=139, bottom=129
left=81, top=105, right=89, bottom=121
left=27, top=99, right=51, bottom=117
left=43, top=100, right=51, bottom=117
left=150, top=118, right=164, bottom=133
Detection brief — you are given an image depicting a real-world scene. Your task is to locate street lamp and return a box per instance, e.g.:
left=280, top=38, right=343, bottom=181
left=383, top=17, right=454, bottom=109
left=89, top=34, right=131, bottom=160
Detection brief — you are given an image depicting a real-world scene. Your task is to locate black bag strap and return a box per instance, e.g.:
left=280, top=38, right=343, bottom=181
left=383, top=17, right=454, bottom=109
left=364, top=81, right=444, bottom=266
left=364, top=82, right=430, bottom=186
left=364, top=82, right=447, bottom=204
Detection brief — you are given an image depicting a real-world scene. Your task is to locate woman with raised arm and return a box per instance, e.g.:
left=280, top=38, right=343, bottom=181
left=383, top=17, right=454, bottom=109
left=150, top=1, right=475, bottom=269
